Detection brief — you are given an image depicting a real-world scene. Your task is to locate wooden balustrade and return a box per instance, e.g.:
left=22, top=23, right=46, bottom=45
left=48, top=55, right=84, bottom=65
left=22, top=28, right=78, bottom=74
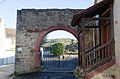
left=82, top=40, right=114, bottom=72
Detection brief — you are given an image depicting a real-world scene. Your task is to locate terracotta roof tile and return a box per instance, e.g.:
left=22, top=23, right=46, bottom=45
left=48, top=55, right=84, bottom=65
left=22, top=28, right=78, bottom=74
left=5, top=28, right=16, bottom=37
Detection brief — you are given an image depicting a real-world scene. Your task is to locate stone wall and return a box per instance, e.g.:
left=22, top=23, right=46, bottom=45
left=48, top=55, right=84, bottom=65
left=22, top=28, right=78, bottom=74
left=91, top=65, right=120, bottom=79
left=114, top=0, right=120, bottom=66
left=15, top=9, right=81, bottom=74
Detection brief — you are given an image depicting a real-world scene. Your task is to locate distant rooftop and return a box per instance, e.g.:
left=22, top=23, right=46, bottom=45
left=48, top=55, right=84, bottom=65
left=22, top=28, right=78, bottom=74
left=5, top=28, right=16, bottom=37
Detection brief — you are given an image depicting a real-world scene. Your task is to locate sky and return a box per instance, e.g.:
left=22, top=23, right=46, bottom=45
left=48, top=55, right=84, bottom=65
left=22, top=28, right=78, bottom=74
left=47, top=30, right=76, bottom=39
left=0, top=0, right=94, bottom=39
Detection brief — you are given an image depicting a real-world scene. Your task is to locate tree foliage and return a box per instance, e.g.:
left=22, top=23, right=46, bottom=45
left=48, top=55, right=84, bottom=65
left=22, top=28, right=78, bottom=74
left=50, top=43, right=64, bottom=56
left=41, top=35, right=48, bottom=47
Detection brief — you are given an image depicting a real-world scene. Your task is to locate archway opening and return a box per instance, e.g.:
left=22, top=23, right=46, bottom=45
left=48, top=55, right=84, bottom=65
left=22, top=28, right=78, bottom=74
left=40, top=30, right=78, bottom=72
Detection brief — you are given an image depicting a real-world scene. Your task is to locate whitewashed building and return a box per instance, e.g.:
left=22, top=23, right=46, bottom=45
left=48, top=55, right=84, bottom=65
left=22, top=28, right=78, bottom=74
left=0, top=18, right=6, bottom=58
left=5, top=28, right=16, bottom=51
left=0, top=18, right=16, bottom=66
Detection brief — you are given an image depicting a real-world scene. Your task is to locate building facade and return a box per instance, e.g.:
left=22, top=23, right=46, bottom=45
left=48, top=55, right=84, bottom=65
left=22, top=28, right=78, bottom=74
left=5, top=28, right=16, bottom=51
left=0, top=18, right=6, bottom=58
left=113, top=0, right=120, bottom=66
left=91, top=0, right=120, bottom=79
left=70, top=0, right=120, bottom=79
left=95, top=0, right=120, bottom=67
left=0, top=18, right=16, bottom=66
left=15, top=0, right=120, bottom=78
left=15, top=9, right=81, bottom=74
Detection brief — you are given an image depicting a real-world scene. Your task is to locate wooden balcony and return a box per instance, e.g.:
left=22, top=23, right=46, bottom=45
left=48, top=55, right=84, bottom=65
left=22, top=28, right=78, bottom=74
left=81, top=39, right=115, bottom=75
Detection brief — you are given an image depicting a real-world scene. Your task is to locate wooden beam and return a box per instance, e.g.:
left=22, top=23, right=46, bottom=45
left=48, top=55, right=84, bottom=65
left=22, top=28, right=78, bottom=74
left=101, top=8, right=110, bottom=17
left=110, top=4, right=115, bottom=58
left=77, top=26, right=82, bottom=66
left=85, top=26, right=100, bottom=28
left=86, top=40, right=112, bottom=56
left=82, top=17, right=111, bottom=21
left=86, top=56, right=112, bottom=72
left=81, top=18, right=85, bottom=68
left=85, top=59, right=115, bottom=79
left=81, top=18, right=86, bottom=76
left=110, top=4, right=114, bottom=40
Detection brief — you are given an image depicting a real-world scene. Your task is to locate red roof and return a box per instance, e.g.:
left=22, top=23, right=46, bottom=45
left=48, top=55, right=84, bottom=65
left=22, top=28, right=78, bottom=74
left=71, top=0, right=113, bottom=26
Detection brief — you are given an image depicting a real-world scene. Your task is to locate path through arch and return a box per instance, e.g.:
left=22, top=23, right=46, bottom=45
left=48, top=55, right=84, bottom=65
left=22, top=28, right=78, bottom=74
left=31, top=25, right=79, bottom=72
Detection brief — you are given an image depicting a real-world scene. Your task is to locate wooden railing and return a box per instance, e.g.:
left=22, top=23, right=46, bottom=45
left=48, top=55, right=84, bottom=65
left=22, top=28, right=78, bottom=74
left=82, top=40, right=115, bottom=72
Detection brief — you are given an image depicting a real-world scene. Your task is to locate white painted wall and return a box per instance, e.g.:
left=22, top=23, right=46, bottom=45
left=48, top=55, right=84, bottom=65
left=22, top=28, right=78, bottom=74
left=5, top=37, right=15, bottom=51
left=0, top=18, right=15, bottom=66
left=0, top=18, right=15, bottom=58
left=0, top=18, right=6, bottom=54
left=114, top=0, right=120, bottom=66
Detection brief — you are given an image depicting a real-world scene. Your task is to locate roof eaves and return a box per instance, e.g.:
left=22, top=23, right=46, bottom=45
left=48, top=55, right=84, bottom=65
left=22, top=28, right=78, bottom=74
left=71, top=0, right=113, bottom=26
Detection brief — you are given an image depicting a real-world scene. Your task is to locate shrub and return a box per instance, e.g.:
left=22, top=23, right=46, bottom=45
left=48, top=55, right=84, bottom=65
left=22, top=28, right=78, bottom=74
left=50, top=43, right=64, bottom=56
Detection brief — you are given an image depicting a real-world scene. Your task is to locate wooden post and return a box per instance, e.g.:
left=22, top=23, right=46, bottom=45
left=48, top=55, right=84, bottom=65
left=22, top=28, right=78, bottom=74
left=110, top=4, right=114, bottom=40
left=99, top=19, right=102, bottom=47
left=99, top=15, right=103, bottom=59
left=77, top=26, right=81, bottom=66
left=81, top=18, right=86, bottom=76
left=110, top=4, right=115, bottom=58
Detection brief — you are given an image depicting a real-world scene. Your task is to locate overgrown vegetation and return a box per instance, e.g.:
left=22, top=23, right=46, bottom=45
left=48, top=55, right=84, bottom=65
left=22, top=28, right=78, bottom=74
left=50, top=43, right=64, bottom=56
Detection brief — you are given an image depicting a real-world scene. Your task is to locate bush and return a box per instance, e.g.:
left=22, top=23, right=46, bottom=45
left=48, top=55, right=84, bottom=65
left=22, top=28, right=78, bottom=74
left=50, top=43, right=64, bottom=56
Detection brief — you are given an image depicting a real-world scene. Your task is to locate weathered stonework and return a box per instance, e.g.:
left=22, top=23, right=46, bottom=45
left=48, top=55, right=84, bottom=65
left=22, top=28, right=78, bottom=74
left=15, top=9, right=81, bottom=74
left=91, top=65, right=120, bottom=79
left=114, top=0, right=120, bottom=66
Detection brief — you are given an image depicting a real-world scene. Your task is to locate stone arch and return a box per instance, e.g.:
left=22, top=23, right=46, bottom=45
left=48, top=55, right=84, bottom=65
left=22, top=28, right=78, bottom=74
left=31, top=25, right=78, bottom=53
left=30, top=25, right=78, bottom=67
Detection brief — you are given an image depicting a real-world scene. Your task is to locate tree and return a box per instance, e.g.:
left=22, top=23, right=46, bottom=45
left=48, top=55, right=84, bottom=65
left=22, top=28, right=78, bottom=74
left=50, top=43, right=64, bottom=56
left=41, top=35, right=48, bottom=47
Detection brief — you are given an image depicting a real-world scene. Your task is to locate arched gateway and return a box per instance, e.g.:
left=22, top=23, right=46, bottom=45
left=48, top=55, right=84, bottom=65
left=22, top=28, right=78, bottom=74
left=30, top=25, right=78, bottom=72
left=31, top=25, right=78, bottom=71
left=15, top=9, right=81, bottom=74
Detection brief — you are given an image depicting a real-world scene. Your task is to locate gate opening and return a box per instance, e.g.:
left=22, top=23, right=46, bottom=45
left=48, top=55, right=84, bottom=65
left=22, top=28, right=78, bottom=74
left=40, top=30, right=78, bottom=72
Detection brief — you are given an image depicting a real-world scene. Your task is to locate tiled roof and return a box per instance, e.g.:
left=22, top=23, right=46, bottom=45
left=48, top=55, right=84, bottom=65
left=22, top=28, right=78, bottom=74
left=5, top=28, right=16, bottom=37
left=71, top=0, right=113, bottom=26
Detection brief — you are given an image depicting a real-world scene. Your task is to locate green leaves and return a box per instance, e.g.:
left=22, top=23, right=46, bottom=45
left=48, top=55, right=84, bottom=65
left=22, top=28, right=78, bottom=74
left=50, top=43, right=64, bottom=57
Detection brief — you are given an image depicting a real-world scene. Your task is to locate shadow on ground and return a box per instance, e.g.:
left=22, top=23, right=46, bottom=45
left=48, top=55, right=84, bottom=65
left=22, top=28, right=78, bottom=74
left=13, top=72, right=74, bottom=79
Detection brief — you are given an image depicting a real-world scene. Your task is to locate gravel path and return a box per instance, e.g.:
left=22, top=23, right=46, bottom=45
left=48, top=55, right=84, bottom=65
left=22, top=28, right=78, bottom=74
left=0, top=64, right=14, bottom=79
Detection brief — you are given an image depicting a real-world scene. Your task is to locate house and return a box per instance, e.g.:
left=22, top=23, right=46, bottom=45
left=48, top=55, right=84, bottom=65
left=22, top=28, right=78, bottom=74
left=95, top=0, right=120, bottom=68
left=14, top=0, right=120, bottom=77
left=5, top=28, right=16, bottom=51
left=0, top=18, right=16, bottom=65
left=71, top=0, right=120, bottom=78
left=0, top=18, right=6, bottom=60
